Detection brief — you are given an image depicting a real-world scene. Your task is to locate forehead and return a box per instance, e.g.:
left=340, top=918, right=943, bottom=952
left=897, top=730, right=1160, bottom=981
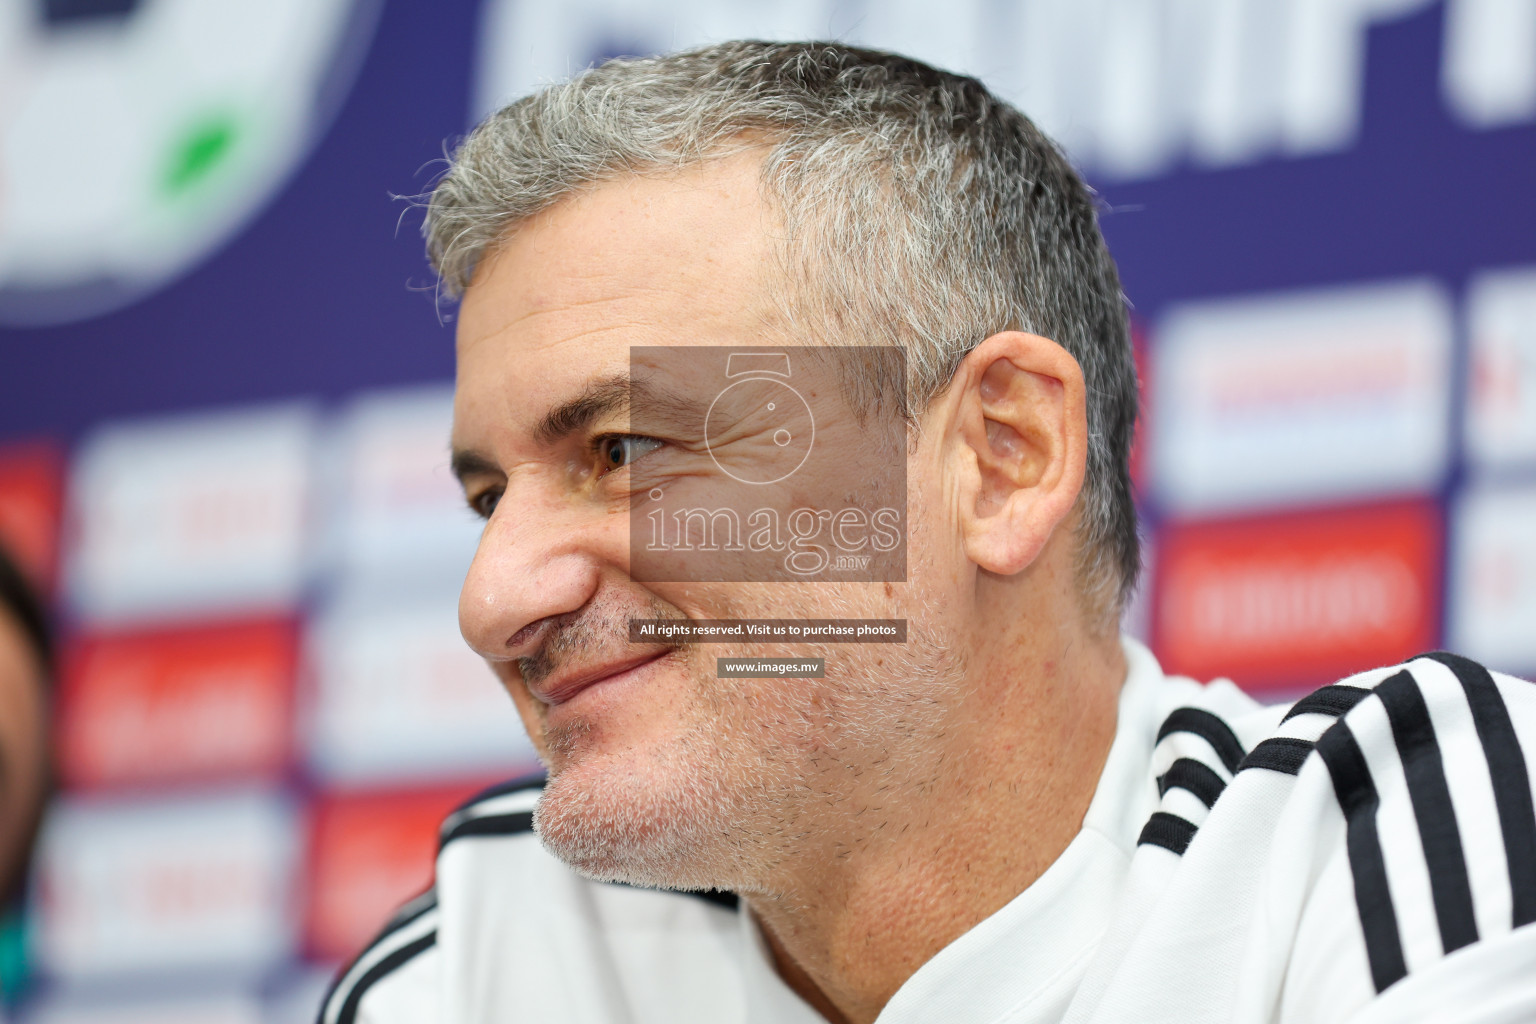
left=452, top=150, right=781, bottom=446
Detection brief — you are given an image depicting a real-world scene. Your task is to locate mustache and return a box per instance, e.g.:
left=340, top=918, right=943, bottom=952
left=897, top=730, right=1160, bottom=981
left=516, top=595, right=691, bottom=687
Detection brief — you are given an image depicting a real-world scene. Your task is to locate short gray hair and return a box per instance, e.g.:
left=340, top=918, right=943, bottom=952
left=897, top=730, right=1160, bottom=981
left=425, top=40, right=1140, bottom=624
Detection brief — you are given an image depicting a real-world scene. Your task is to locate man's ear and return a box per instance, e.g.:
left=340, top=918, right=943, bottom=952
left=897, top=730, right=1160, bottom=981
left=948, top=331, right=1087, bottom=576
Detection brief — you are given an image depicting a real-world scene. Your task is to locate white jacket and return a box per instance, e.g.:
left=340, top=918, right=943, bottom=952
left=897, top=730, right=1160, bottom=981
left=320, top=641, right=1536, bottom=1024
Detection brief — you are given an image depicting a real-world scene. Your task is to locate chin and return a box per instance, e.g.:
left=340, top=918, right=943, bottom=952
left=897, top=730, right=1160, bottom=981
left=531, top=738, right=750, bottom=892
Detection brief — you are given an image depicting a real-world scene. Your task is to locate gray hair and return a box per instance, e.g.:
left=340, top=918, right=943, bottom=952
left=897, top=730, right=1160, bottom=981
left=425, top=40, right=1140, bottom=625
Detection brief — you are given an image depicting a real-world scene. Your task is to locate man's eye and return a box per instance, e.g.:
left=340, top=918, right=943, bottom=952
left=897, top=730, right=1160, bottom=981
left=595, top=434, right=663, bottom=475
left=468, top=489, right=502, bottom=520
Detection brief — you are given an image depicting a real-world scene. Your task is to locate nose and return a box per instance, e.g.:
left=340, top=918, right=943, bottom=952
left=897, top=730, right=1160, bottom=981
left=459, top=493, right=605, bottom=663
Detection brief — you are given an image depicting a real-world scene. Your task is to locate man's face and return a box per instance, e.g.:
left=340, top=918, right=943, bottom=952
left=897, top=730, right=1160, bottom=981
left=451, top=152, right=966, bottom=892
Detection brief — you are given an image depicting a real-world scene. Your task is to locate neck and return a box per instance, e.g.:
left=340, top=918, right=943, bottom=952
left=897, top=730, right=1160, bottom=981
left=743, top=621, right=1125, bottom=1024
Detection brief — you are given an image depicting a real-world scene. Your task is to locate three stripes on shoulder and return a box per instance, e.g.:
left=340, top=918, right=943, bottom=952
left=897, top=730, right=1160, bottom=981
left=1139, top=651, right=1536, bottom=994
left=321, top=652, right=1533, bottom=1021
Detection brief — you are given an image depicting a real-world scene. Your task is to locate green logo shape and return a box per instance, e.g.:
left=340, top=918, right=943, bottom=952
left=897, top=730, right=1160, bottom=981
left=161, top=112, right=239, bottom=199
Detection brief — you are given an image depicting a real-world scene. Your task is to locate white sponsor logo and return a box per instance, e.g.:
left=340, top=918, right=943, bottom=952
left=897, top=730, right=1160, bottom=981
left=1466, top=264, right=1536, bottom=471
left=1150, top=279, right=1453, bottom=513
left=476, top=0, right=1536, bottom=181
left=324, top=385, right=482, bottom=592
left=306, top=587, right=538, bottom=784
left=33, top=789, right=299, bottom=980
left=1449, top=484, right=1536, bottom=674
left=67, top=404, right=315, bottom=623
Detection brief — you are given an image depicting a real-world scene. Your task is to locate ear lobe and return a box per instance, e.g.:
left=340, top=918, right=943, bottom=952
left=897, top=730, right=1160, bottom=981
left=953, top=332, right=1087, bottom=576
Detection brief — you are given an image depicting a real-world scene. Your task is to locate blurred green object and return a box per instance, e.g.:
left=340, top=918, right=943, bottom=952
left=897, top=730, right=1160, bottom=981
left=162, top=113, right=240, bottom=199
left=0, top=904, right=26, bottom=1004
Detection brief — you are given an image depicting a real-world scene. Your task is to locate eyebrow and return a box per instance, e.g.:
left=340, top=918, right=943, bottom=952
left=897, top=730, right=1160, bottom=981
left=450, top=447, right=500, bottom=486
left=449, top=373, right=643, bottom=485
left=532, top=373, right=633, bottom=447
left=451, top=371, right=715, bottom=486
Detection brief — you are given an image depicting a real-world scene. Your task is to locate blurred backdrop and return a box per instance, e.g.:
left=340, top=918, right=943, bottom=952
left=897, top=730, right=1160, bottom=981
left=1, top=0, right=1534, bottom=1020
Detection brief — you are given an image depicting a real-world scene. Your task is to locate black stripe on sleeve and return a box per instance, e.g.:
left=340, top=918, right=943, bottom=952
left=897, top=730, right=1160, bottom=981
left=440, top=810, right=535, bottom=850
left=1157, top=758, right=1227, bottom=808
left=316, top=890, right=437, bottom=1023
left=1137, top=811, right=1199, bottom=855
left=1421, top=652, right=1536, bottom=928
left=327, top=930, right=438, bottom=1024
left=1240, top=737, right=1315, bottom=776
left=1376, top=669, right=1479, bottom=954
left=1316, top=721, right=1407, bottom=993
left=1283, top=684, right=1373, bottom=723
left=1156, top=707, right=1247, bottom=774
left=449, top=773, right=547, bottom=816
left=375, top=890, right=437, bottom=945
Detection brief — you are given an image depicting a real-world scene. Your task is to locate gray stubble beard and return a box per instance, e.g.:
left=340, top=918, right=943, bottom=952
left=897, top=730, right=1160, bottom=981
left=531, top=582, right=966, bottom=900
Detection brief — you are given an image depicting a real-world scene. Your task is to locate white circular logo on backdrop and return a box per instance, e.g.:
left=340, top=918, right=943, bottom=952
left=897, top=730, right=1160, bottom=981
left=0, top=0, right=380, bottom=326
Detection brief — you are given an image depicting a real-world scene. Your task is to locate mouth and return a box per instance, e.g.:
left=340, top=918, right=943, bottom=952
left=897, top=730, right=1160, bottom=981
left=530, top=648, right=673, bottom=707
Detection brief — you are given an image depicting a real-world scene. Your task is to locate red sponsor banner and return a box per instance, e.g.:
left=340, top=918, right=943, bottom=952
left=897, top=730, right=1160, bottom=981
left=1153, top=501, right=1441, bottom=693
left=304, top=784, right=491, bottom=963
left=0, top=440, right=64, bottom=592
left=58, top=619, right=297, bottom=788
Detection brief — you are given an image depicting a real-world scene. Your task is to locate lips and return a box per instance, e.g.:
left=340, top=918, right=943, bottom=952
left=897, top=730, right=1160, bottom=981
left=528, top=648, right=671, bottom=706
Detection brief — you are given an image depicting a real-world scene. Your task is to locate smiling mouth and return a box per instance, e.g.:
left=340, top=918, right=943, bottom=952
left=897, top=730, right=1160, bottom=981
left=533, top=648, right=673, bottom=706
